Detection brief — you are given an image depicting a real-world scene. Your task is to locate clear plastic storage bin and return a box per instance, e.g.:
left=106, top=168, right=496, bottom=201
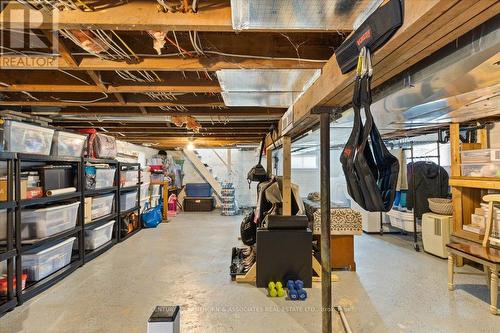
left=140, top=182, right=150, bottom=200
left=151, top=195, right=161, bottom=208
left=120, top=190, right=138, bottom=211
left=91, top=194, right=115, bottom=220
left=4, top=120, right=54, bottom=155
left=151, top=184, right=161, bottom=196
left=461, top=148, right=500, bottom=164
left=386, top=209, right=421, bottom=232
left=84, top=220, right=114, bottom=250
left=51, top=131, right=86, bottom=157
left=21, top=202, right=80, bottom=240
left=0, top=209, right=7, bottom=241
left=461, top=163, right=500, bottom=178
left=22, top=237, right=76, bottom=281
left=141, top=171, right=151, bottom=183
left=120, top=170, right=139, bottom=187
left=95, top=168, right=116, bottom=189
left=139, top=198, right=149, bottom=213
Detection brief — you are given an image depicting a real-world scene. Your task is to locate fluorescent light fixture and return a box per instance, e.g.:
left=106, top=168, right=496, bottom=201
left=187, top=142, right=195, bottom=151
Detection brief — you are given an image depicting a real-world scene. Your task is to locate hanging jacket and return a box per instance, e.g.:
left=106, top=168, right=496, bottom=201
left=406, top=161, right=449, bottom=218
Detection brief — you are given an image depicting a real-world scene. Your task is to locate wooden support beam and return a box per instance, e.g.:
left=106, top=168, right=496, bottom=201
left=0, top=0, right=356, bottom=32
left=0, top=100, right=226, bottom=107
left=0, top=55, right=324, bottom=71
left=41, top=30, right=77, bottom=67
left=0, top=84, right=222, bottom=94
left=282, top=136, right=292, bottom=216
left=54, top=123, right=273, bottom=129
left=114, top=93, right=126, bottom=105
left=86, top=71, right=106, bottom=90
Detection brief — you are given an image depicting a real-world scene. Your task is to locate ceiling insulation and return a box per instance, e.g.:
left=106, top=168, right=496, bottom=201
left=217, top=69, right=320, bottom=107
left=231, top=0, right=372, bottom=31
left=217, top=69, right=320, bottom=92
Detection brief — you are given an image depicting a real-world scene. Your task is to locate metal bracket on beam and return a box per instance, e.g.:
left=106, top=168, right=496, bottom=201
left=311, top=106, right=341, bottom=123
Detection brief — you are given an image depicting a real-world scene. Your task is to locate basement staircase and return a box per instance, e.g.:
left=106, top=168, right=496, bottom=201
left=182, top=149, right=223, bottom=206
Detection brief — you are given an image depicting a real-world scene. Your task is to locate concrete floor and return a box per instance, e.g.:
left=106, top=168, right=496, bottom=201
left=0, top=211, right=498, bottom=333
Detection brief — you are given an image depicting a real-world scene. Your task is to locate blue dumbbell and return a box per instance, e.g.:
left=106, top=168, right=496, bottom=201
left=297, top=289, right=307, bottom=300
left=286, top=280, right=295, bottom=290
left=288, top=289, right=298, bottom=300
left=294, top=280, right=304, bottom=290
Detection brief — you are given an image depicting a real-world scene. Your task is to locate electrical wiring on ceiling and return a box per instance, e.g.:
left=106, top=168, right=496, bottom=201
left=15, top=0, right=126, bottom=12
left=144, top=31, right=327, bottom=63
left=50, top=92, right=109, bottom=103
left=115, top=70, right=162, bottom=83
left=156, top=0, right=193, bottom=13
left=159, top=105, right=188, bottom=112
left=60, top=29, right=140, bottom=62
left=144, top=92, right=181, bottom=102
left=57, top=69, right=92, bottom=85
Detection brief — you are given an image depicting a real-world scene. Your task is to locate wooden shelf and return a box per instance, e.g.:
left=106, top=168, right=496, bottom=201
left=450, top=177, right=500, bottom=190
left=452, top=229, right=484, bottom=243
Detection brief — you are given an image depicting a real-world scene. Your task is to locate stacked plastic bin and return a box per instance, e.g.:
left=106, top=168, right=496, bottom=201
left=221, top=183, right=238, bottom=216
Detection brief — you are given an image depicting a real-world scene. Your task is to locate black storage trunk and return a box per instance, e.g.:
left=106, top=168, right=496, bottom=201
left=183, top=196, right=215, bottom=212
left=38, top=166, right=74, bottom=192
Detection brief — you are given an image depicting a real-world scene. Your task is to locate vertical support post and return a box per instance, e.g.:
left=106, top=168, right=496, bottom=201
left=6, top=157, right=14, bottom=300
left=449, top=123, right=464, bottom=267
left=15, top=157, right=22, bottom=305
left=319, top=111, right=332, bottom=333
left=410, top=142, right=419, bottom=251
left=227, top=148, right=232, bottom=175
left=78, top=158, right=84, bottom=265
left=266, top=146, right=273, bottom=177
left=282, top=136, right=292, bottom=216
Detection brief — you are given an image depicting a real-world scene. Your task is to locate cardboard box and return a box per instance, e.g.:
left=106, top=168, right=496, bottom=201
left=0, top=179, right=28, bottom=201
left=474, top=208, right=484, bottom=216
left=0, top=179, right=8, bottom=201
left=84, top=197, right=93, bottom=224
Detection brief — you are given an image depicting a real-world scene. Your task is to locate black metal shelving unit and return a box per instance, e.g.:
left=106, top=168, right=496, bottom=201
left=82, top=158, right=119, bottom=264
left=117, top=163, right=142, bottom=243
left=0, top=154, right=144, bottom=314
left=15, top=154, right=84, bottom=305
left=0, top=152, right=17, bottom=316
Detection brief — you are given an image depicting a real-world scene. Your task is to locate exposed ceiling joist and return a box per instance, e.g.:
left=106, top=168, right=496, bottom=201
left=0, top=84, right=222, bottom=94
left=0, top=0, right=356, bottom=32
left=0, top=56, right=325, bottom=71
left=0, top=101, right=226, bottom=107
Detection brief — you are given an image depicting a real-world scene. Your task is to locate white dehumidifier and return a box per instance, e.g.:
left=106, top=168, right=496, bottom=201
left=148, top=306, right=180, bottom=333
left=422, top=213, right=453, bottom=258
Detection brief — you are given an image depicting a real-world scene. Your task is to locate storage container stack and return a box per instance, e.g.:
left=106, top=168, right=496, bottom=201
left=221, top=182, right=238, bottom=216
left=140, top=169, right=151, bottom=213
left=461, top=148, right=500, bottom=178
left=0, top=120, right=88, bottom=292
left=183, top=183, right=215, bottom=212
left=386, top=191, right=418, bottom=232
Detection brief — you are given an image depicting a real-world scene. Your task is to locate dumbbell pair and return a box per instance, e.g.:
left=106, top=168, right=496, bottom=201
left=286, top=280, right=307, bottom=301
left=268, top=281, right=285, bottom=297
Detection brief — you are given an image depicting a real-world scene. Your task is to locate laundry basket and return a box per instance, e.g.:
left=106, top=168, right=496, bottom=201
left=428, top=198, right=453, bottom=215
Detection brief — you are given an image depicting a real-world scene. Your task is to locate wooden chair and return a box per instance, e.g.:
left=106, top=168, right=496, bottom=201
left=447, top=194, right=500, bottom=315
